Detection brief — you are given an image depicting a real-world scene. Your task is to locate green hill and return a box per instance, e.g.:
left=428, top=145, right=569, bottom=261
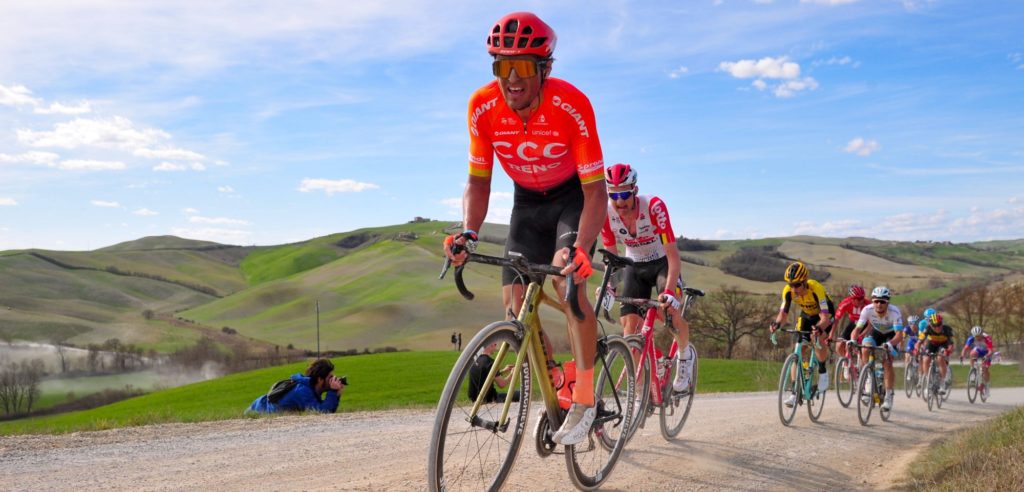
left=3, top=220, right=1024, bottom=354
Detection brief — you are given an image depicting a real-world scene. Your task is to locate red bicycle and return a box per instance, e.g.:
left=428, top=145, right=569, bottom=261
left=597, top=249, right=703, bottom=441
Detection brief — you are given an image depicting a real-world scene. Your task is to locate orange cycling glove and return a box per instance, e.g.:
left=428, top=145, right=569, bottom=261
left=570, top=246, right=593, bottom=279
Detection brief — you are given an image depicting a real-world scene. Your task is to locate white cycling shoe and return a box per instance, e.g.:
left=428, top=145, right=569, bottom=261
left=783, top=392, right=797, bottom=408
left=552, top=403, right=596, bottom=446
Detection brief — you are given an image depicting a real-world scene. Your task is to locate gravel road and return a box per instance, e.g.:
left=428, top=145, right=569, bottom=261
left=2, top=387, right=1022, bottom=491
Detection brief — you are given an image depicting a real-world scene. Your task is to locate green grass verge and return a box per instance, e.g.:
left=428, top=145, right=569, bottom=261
left=1, top=352, right=789, bottom=436
left=903, top=406, right=1024, bottom=490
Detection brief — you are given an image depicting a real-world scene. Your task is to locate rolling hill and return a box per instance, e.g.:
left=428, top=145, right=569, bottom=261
left=2, top=220, right=1023, bottom=354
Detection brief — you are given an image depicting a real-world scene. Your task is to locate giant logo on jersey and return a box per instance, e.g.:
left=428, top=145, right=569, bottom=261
left=551, top=95, right=590, bottom=138
left=470, top=97, right=499, bottom=137
left=493, top=141, right=568, bottom=162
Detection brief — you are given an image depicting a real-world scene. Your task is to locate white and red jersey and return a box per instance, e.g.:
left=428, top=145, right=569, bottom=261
left=965, top=334, right=994, bottom=352
left=600, top=195, right=676, bottom=263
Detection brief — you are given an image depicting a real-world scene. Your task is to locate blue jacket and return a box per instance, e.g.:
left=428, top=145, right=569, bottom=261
left=246, top=374, right=340, bottom=414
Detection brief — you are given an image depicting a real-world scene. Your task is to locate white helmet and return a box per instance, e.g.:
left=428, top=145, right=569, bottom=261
left=971, top=325, right=983, bottom=337
left=871, top=286, right=891, bottom=299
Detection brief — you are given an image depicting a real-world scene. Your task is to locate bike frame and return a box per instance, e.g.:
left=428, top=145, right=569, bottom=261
left=775, top=329, right=822, bottom=404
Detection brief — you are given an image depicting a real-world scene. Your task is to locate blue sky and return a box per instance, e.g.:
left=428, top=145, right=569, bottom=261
left=1, top=0, right=1022, bottom=250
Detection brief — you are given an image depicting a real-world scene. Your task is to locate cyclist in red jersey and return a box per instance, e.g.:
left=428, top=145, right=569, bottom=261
left=599, top=164, right=692, bottom=392
left=444, top=12, right=606, bottom=446
left=830, top=284, right=871, bottom=360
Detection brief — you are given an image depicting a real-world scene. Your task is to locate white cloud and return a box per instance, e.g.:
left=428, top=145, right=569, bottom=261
left=189, top=216, right=250, bottom=226
left=34, top=101, right=92, bottom=115
left=91, top=200, right=121, bottom=208
left=0, top=198, right=18, bottom=206
left=17, top=116, right=170, bottom=150
left=171, top=227, right=251, bottom=245
left=442, top=191, right=513, bottom=224
left=1010, top=53, right=1024, bottom=70
left=153, top=161, right=205, bottom=172
left=183, top=208, right=200, bottom=214
left=719, top=56, right=801, bottom=80
left=0, top=84, right=40, bottom=107
left=1010, top=197, right=1020, bottom=204
left=720, top=56, right=817, bottom=98
left=844, top=137, right=881, bottom=156
left=298, top=178, right=379, bottom=195
left=0, top=151, right=60, bottom=166
left=58, top=159, right=126, bottom=171
left=815, top=55, right=860, bottom=68
left=217, top=185, right=235, bottom=193
left=134, top=147, right=206, bottom=161
left=668, top=66, right=690, bottom=79
left=133, top=208, right=158, bottom=216
left=774, top=77, right=819, bottom=97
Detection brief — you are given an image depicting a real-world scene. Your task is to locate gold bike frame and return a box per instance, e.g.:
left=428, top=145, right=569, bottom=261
left=468, top=280, right=568, bottom=430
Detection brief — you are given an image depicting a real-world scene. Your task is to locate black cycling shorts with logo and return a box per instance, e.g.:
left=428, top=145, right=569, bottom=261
left=503, top=175, right=588, bottom=286
left=619, top=256, right=670, bottom=317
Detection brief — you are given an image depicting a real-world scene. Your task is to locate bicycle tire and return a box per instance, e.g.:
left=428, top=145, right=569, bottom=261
left=967, top=367, right=978, bottom=404
left=879, top=376, right=891, bottom=422
left=903, top=361, right=914, bottom=398
left=807, top=371, right=825, bottom=422
left=856, top=366, right=875, bottom=426
left=622, top=334, right=650, bottom=441
left=834, top=357, right=853, bottom=408
left=427, top=322, right=531, bottom=492
left=925, top=366, right=937, bottom=412
left=660, top=343, right=698, bottom=439
left=568, top=335, right=635, bottom=490
left=941, top=368, right=952, bottom=403
left=778, top=353, right=799, bottom=427
left=980, top=379, right=990, bottom=403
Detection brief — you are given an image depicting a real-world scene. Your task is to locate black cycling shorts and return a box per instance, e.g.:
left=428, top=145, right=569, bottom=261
left=864, top=329, right=896, bottom=346
left=795, top=312, right=833, bottom=342
left=924, top=341, right=950, bottom=355
left=619, top=257, right=670, bottom=317
left=503, top=176, right=587, bottom=285
left=841, top=320, right=857, bottom=341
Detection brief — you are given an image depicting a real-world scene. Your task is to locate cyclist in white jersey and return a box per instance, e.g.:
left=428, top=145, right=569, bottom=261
left=849, top=286, right=904, bottom=411
left=599, top=163, right=692, bottom=391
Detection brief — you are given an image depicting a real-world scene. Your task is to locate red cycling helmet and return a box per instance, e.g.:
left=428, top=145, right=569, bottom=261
left=849, top=284, right=865, bottom=298
left=487, top=12, right=557, bottom=58
left=605, top=163, right=637, bottom=187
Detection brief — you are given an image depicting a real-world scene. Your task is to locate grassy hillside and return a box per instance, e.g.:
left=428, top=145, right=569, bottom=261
left=0, top=253, right=213, bottom=349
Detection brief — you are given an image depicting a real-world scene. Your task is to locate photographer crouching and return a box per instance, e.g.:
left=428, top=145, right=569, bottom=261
left=247, top=358, right=346, bottom=414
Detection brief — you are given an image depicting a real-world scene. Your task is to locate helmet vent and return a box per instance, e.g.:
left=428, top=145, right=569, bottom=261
left=518, top=37, right=528, bottom=49
left=503, top=36, right=514, bottom=48
left=530, top=37, right=547, bottom=48
left=506, top=20, right=519, bottom=33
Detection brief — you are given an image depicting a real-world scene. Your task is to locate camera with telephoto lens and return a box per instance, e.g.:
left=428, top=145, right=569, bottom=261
left=337, top=375, right=348, bottom=386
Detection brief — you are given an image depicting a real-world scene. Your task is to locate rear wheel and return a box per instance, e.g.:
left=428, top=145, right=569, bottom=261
left=428, top=322, right=530, bottom=492
left=879, top=377, right=892, bottom=422
left=980, top=377, right=991, bottom=403
left=568, top=336, right=634, bottom=490
left=925, top=368, right=937, bottom=412
left=903, top=361, right=915, bottom=398
left=660, top=343, right=698, bottom=439
left=966, top=367, right=979, bottom=404
left=941, top=365, right=952, bottom=403
left=778, top=354, right=799, bottom=427
left=835, top=357, right=853, bottom=408
left=856, top=366, right=875, bottom=426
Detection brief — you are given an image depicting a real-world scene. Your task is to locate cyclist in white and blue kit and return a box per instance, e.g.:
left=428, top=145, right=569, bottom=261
left=849, top=286, right=904, bottom=411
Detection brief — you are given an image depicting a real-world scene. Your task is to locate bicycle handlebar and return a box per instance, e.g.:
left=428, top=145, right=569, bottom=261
left=439, top=250, right=585, bottom=320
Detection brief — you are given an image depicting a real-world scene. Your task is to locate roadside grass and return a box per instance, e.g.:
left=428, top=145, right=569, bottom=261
left=1, top=352, right=791, bottom=436
left=902, top=406, right=1024, bottom=491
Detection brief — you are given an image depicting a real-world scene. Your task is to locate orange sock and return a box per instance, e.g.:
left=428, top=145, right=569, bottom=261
left=572, top=367, right=595, bottom=406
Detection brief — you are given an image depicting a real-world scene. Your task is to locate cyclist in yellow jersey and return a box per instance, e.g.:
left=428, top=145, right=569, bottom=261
left=769, top=261, right=834, bottom=407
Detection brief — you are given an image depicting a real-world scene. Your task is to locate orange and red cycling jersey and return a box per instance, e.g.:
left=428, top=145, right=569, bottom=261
left=467, top=77, right=604, bottom=192
left=835, top=295, right=871, bottom=323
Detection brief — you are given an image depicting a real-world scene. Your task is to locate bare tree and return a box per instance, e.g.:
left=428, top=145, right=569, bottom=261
left=944, top=282, right=996, bottom=335
left=688, top=286, right=776, bottom=359
left=50, top=333, right=73, bottom=374
left=0, top=359, right=45, bottom=415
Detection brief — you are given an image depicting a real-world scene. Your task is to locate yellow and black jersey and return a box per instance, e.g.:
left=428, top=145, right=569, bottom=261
left=780, top=279, right=833, bottom=317
left=923, top=324, right=954, bottom=344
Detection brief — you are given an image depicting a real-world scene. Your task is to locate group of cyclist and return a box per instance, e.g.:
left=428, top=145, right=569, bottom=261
left=768, top=260, right=999, bottom=414
left=443, top=10, right=998, bottom=447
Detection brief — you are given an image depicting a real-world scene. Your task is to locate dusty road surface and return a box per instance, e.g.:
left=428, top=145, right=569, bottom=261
left=2, top=387, right=1022, bottom=491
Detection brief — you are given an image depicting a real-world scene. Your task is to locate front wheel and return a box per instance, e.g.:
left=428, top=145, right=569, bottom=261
left=941, top=366, right=952, bottom=403
left=966, top=367, right=979, bottom=404
left=835, top=357, right=853, bottom=408
left=660, top=343, right=698, bottom=439
left=903, top=361, right=915, bottom=398
left=622, top=335, right=650, bottom=441
left=778, top=354, right=799, bottom=427
left=856, top=366, right=875, bottom=426
left=428, top=322, right=531, bottom=492
left=568, top=336, right=635, bottom=490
